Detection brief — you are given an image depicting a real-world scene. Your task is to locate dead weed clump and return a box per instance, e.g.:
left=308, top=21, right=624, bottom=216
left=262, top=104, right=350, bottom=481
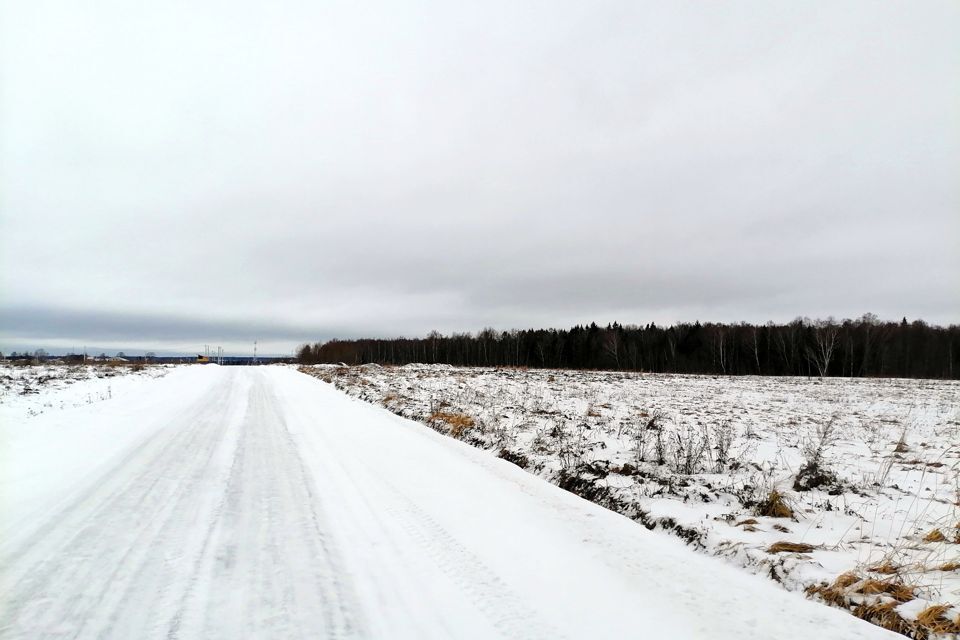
left=922, top=528, right=946, bottom=543
left=802, top=573, right=960, bottom=638
left=755, top=489, right=794, bottom=519
left=805, top=573, right=858, bottom=607
left=833, top=572, right=861, bottom=590
left=867, top=561, right=900, bottom=575
left=915, top=605, right=960, bottom=635
left=857, top=579, right=916, bottom=602
left=767, top=541, right=815, bottom=554
left=806, top=572, right=929, bottom=638
left=428, top=411, right=476, bottom=438
left=850, top=601, right=915, bottom=637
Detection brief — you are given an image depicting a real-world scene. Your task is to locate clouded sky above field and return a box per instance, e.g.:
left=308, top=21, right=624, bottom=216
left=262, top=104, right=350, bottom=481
left=1, top=0, right=958, bottom=354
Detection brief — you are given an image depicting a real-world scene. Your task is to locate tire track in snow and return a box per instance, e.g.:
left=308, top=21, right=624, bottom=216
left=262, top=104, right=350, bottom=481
left=381, top=492, right=562, bottom=640
left=275, top=381, right=561, bottom=640
left=0, top=372, right=243, bottom=639
left=0, top=369, right=364, bottom=640
left=172, top=373, right=364, bottom=639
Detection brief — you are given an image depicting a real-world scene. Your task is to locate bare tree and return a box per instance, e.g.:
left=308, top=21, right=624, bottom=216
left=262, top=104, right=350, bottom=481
left=601, top=329, right=621, bottom=369
left=751, top=325, right=761, bottom=374
left=709, top=325, right=727, bottom=374
left=806, top=318, right=839, bottom=377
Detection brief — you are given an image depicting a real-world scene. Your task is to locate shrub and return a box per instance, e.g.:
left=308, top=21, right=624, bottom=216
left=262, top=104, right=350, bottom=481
left=712, top=421, right=736, bottom=472
left=671, top=424, right=709, bottom=475
left=793, top=416, right=843, bottom=493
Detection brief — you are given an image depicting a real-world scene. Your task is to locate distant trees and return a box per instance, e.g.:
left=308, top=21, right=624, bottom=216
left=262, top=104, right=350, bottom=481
left=297, top=316, right=960, bottom=379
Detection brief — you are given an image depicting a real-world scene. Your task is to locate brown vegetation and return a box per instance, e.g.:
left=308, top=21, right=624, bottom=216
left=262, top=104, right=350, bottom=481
left=427, top=411, right=476, bottom=437
left=915, top=604, right=960, bottom=635
left=923, top=528, right=946, bottom=543
left=868, top=562, right=900, bottom=575
left=767, top=541, right=815, bottom=554
left=807, top=575, right=917, bottom=636
left=755, top=490, right=794, bottom=519
left=803, top=573, right=960, bottom=638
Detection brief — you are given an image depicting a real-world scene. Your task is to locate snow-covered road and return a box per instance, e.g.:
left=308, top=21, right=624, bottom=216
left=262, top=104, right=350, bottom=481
left=1, top=366, right=898, bottom=639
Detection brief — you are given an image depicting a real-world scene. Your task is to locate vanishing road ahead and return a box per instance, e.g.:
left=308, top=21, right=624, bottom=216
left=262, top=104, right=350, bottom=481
left=1, top=366, right=896, bottom=639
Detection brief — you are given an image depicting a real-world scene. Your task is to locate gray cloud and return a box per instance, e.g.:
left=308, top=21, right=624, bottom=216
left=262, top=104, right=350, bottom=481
left=2, top=0, right=958, bottom=354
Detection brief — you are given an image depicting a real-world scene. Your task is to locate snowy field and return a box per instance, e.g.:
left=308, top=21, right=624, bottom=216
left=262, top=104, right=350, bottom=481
left=0, top=362, right=172, bottom=418
left=302, top=364, right=960, bottom=638
left=0, top=364, right=900, bottom=639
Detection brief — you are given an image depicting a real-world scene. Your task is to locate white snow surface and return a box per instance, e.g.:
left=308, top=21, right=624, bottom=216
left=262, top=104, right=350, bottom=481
left=0, top=365, right=900, bottom=639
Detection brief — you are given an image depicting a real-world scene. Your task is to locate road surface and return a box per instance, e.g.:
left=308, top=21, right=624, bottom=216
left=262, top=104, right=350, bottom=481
left=0, top=366, right=897, bottom=639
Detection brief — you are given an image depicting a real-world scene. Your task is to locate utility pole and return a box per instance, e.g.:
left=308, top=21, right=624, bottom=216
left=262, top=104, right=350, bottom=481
left=253, top=340, right=258, bottom=366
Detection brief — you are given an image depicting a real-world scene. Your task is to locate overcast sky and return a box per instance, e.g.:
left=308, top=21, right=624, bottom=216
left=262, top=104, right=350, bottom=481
left=1, top=1, right=958, bottom=355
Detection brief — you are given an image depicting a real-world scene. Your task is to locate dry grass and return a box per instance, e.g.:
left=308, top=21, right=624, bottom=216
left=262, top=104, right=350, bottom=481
left=736, top=517, right=759, bottom=532
left=868, top=561, right=900, bottom=575
left=833, top=572, right=861, bottom=589
left=807, top=575, right=925, bottom=637
left=915, top=604, right=960, bottom=634
left=850, top=600, right=915, bottom=637
left=923, top=528, right=946, bottom=543
left=428, top=411, right=476, bottom=437
left=755, top=489, right=794, bottom=519
left=768, top=541, right=815, bottom=554
left=939, top=561, right=959, bottom=572
left=858, top=579, right=916, bottom=602
left=805, top=574, right=858, bottom=608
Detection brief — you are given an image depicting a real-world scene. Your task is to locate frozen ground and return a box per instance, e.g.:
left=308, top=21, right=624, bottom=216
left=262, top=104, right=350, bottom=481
left=302, top=364, right=960, bottom=638
left=0, top=365, right=899, bottom=639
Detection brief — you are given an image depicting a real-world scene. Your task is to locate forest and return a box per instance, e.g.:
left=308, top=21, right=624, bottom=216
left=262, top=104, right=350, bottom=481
left=296, top=315, right=960, bottom=379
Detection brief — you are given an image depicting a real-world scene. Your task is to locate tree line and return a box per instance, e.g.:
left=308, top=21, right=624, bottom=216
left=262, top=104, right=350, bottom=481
left=297, top=315, right=959, bottom=379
